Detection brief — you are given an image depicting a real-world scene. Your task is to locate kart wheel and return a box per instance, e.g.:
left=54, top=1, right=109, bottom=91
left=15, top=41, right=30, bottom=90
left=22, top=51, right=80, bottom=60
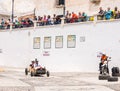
left=112, top=67, right=120, bottom=75
left=25, top=68, right=28, bottom=75
left=98, top=74, right=110, bottom=80
left=31, top=72, right=34, bottom=77
left=108, top=77, right=118, bottom=82
left=46, top=71, right=50, bottom=77
left=112, top=73, right=120, bottom=77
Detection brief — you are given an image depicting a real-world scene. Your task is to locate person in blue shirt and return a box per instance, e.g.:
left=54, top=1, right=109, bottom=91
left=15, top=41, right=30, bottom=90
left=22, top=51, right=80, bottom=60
left=105, top=7, right=112, bottom=20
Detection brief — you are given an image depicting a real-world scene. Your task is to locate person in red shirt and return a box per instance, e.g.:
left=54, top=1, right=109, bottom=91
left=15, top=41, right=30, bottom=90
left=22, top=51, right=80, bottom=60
left=99, top=53, right=108, bottom=74
left=71, top=12, right=78, bottom=22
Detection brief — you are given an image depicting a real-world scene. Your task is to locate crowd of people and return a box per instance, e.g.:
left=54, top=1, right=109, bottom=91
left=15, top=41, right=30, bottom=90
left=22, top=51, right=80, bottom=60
left=97, top=6, right=120, bottom=20
left=0, top=18, right=34, bottom=30
left=0, top=6, right=120, bottom=30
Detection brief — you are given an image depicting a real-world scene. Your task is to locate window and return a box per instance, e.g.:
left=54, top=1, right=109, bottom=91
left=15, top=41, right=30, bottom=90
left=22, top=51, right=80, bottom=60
left=44, top=37, right=51, bottom=49
left=67, top=35, right=76, bottom=48
left=33, top=37, right=40, bottom=49
left=55, top=36, right=63, bottom=48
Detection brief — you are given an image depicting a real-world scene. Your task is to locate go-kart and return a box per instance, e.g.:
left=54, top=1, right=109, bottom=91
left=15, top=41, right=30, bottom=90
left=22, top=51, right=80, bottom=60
left=99, top=57, right=111, bottom=80
left=25, top=64, right=50, bottom=77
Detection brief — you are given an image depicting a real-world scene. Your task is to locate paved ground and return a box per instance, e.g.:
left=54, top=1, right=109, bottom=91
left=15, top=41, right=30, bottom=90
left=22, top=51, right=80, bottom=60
left=0, top=69, right=120, bottom=91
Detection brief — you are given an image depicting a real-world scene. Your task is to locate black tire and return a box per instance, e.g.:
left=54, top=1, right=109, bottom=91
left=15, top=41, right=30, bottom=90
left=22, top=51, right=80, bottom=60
left=46, top=71, right=50, bottom=77
left=108, top=77, right=118, bottom=82
left=98, top=75, right=110, bottom=80
left=112, top=73, right=120, bottom=77
left=25, top=68, right=28, bottom=75
left=112, top=67, right=120, bottom=74
left=31, top=72, right=34, bottom=77
left=112, top=67, right=116, bottom=73
left=116, top=67, right=120, bottom=73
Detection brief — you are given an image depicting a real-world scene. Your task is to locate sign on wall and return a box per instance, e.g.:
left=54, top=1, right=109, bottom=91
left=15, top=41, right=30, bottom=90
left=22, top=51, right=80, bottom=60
left=80, top=36, right=85, bottom=42
left=44, top=37, right=51, bottom=49
left=43, top=51, right=50, bottom=56
left=67, top=35, right=76, bottom=48
left=33, top=37, right=40, bottom=49
left=55, top=36, right=63, bottom=48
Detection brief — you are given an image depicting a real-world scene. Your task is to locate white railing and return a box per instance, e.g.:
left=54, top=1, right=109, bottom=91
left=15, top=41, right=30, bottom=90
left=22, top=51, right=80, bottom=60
left=0, top=15, right=120, bottom=31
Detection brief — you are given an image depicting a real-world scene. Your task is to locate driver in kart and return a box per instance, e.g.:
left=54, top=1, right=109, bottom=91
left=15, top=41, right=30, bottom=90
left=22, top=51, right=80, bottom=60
left=34, top=59, right=42, bottom=70
left=99, top=53, right=108, bottom=74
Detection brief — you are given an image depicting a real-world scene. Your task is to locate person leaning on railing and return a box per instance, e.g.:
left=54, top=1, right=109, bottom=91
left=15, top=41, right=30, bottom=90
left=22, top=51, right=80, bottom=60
left=104, top=7, right=112, bottom=20
left=113, top=7, right=120, bottom=19
left=97, top=7, right=105, bottom=20
left=71, top=12, right=78, bottom=23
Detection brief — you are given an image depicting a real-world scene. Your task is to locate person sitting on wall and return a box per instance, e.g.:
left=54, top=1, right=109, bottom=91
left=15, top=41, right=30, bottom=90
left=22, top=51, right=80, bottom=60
left=71, top=12, right=78, bottom=22
left=105, top=7, right=112, bottom=20
left=113, top=7, right=119, bottom=19
left=81, top=12, right=88, bottom=21
left=97, top=7, right=105, bottom=20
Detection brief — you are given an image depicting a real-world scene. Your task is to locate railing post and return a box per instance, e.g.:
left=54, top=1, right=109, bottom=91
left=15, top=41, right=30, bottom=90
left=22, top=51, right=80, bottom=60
left=61, top=17, right=65, bottom=26
left=10, top=23, right=13, bottom=31
left=33, top=21, right=37, bottom=30
left=93, top=14, right=98, bottom=25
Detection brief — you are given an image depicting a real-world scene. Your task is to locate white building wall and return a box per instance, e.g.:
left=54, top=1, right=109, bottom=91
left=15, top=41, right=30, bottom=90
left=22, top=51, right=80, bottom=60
left=35, top=0, right=120, bottom=16
left=1, top=0, right=120, bottom=17
left=0, top=20, right=120, bottom=72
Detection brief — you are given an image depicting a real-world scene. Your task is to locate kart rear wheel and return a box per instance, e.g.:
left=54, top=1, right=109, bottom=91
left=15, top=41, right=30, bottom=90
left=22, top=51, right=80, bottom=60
left=31, top=72, right=35, bottom=77
left=108, top=77, right=118, bottom=82
left=98, top=74, right=110, bottom=80
left=46, top=71, right=50, bottom=77
left=112, top=73, right=120, bottom=77
left=25, top=68, right=28, bottom=75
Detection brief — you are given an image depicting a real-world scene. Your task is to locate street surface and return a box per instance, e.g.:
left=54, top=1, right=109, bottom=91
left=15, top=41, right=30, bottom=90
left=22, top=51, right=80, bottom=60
left=0, top=69, right=120, bottom=91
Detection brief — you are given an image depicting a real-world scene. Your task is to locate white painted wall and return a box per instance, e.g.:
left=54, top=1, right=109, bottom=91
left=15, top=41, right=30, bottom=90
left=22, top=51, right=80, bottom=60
left=0, top=20, right=120, bottom=72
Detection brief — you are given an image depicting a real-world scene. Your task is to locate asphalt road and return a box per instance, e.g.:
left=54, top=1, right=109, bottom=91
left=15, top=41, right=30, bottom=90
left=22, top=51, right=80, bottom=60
left=0, top=71, right=120, bottom=91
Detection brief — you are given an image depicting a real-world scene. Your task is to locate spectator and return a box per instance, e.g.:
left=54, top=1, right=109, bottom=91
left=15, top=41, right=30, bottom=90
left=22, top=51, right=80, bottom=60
left=71, top=12, right=78, bottom=22
left=66, top=13, right=72, bottom=23
left=1, top=18, right=5, bottom=29
left=47, top=15, right=52, bottom=25
left=27, top=18, right=34, bottom=27
left=37, top=16, right=42, bottom=26
left=6, top=19, right=10, bottom=29
left=97, top=7, right=105, bottom=20
left=14, top=19, right=20, bottom=28
left=113, top=7, right=119, bottom=19
left=105, top=7, right=112, bottom=20
left=52, top=14, right=57, bottom=24
left=82, top=12, right=87, bottom=21
left=56, top=15, right=61, bottom=24
left=34, top=16, right=37, bottom=21
left=43, top=15, right=47, bottom=25
left=66, top=10, right=69, bottom=17
left=78, top=12, right=83, bottom=22
left=118, top=11, right=120, bottom=18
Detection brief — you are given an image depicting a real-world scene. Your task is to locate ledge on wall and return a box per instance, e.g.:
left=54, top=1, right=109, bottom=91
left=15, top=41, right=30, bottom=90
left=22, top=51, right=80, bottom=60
left=90, top=0, right=101, bottom=4
left=56, top=5, right=64, bottom=8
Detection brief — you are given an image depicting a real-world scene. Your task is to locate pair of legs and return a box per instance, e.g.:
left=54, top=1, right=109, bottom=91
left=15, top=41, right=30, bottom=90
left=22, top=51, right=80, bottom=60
left=99, top=62, right=109, bottom=74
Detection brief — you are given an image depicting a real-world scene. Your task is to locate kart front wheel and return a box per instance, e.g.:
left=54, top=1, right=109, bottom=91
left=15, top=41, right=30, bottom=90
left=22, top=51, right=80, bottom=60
left=25, top=68, right=28, bottom=75
left=46, top=71, right=50, bottom=77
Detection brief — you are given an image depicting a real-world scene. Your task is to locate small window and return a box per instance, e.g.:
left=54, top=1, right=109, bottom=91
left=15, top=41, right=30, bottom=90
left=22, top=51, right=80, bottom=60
left=80, top=36, right=85, bottom=42
left=55, top=36, right=63, bottom=48
left=44, top=37, right=51, bottom=49
left=67, top=35, right=76, bottom=48
left=33, top=37, right=40, bottom=49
